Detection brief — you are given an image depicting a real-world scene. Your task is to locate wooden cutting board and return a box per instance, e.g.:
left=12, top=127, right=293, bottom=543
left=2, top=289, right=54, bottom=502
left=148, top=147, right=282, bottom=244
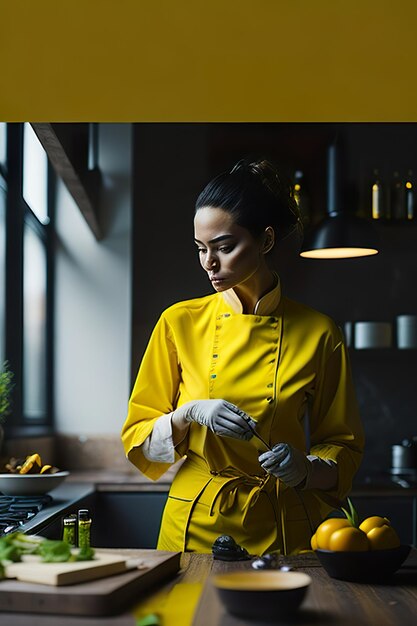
left=0, top=550, right=181, bottom=616
left=5, top=551, right=133, bottom=586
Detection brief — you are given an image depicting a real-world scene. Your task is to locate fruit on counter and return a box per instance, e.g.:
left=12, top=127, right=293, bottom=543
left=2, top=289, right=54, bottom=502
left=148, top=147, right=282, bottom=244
left=328, top=526, right=369, bottom=552
left=310, top=498, right=401, bottom=552
left=360, top=517, right=401, bottom=550
left=366, top=525, right=401, bottom=550
left=358, top=515, right=391, bottom=534
left=314, top=517, right=351, bottom=550
left=18, top=453, right=42, bottom=474
left=3, top=454, right=61, bottom=475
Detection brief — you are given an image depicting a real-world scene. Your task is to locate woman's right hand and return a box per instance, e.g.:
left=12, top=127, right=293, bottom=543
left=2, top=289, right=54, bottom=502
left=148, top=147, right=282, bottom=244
left=172, top=399, right=256, bottom=440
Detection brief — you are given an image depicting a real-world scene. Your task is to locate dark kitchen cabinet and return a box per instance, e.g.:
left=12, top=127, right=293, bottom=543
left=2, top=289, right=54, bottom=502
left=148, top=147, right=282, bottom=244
left=38, top=490, right=169, bottom=549
left=89, top=491, right=168, bottom=549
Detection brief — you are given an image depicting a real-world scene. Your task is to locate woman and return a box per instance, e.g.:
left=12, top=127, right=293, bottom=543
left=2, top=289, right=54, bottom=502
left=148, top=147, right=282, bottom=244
left=121, top=158, right=364, bottom=555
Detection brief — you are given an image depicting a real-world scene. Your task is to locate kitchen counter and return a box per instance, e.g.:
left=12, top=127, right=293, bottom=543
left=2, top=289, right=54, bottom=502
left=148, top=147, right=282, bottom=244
left=17, top=470, right=417, bottom=547
left=0, top=548, right=416, bottom=625
left=17, top=482, right=95, bottom=536
left=191, top=549, right=417, bottom=626
left=66, top=468, right=174, bottom=491
left=15, top=469, right=175, bottom=537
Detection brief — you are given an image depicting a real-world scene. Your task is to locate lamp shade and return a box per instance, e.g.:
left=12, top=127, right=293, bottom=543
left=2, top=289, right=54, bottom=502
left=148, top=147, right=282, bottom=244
left=300, top=212, right=379, bottom=259
left=300, top=142, right=379, bottom=259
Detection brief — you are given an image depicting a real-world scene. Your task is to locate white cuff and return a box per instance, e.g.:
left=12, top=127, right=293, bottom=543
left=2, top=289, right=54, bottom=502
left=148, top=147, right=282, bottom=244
left=141, top=413, right=176, bottom=463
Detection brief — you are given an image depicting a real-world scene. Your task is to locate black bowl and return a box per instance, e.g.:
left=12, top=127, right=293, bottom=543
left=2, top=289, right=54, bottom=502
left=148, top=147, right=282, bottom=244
left=213, top=570, right=311, bottom=620
left=316, top=544, right=411, bottom=582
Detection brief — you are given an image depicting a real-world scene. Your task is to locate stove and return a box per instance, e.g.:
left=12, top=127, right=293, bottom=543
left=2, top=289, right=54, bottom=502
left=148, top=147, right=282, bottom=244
left=0, top=495, right=53, bottom=535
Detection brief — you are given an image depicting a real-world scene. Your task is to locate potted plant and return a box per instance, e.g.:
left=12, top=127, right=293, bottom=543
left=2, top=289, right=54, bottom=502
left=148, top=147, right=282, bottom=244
left=0, top=361, right=15, bottom=453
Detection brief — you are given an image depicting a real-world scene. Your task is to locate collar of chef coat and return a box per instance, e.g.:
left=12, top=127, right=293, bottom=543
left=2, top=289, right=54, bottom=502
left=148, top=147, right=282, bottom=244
left=221, top=273, right=281, bottom=315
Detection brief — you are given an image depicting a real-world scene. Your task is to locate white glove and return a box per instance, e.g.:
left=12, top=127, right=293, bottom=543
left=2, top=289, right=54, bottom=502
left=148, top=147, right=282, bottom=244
left=258, top=443, right=311, bottom=487
left=173, top=399, right=256, bottom=441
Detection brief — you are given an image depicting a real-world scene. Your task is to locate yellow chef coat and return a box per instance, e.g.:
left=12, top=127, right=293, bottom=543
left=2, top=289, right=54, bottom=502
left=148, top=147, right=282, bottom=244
left=121, top=285, right=364, bottom=555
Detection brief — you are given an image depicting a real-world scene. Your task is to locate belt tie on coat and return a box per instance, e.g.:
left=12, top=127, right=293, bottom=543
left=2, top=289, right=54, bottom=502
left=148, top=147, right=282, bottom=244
left=208, top=468, right=275, bottom=516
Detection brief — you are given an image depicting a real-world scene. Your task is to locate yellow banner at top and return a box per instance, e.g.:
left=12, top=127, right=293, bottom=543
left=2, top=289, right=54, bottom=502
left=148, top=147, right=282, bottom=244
left=1, top=0, right=417, bottom=121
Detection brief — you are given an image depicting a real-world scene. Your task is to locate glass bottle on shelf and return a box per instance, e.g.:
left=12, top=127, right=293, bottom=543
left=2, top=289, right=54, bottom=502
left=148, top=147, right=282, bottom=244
left=371, top=169, right=383, bottom=219
left=405, top=169, right=415, bottom=220
left=293, top=170, right=310, bottom=227
left=390, top=170, right=406, bottom=220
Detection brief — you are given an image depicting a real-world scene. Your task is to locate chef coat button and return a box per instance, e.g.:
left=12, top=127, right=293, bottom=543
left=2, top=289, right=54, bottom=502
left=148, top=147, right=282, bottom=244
left=267, top=397, right=273, bottom=403
left=269, top=317, right=276, bottom=323
left=224, top=313, right=231, bottom=317
left=213, top=354, right=218, bottom=358
left=211, top=374, right=217, bottom=379
left=267, top=383, right=273, bottom=388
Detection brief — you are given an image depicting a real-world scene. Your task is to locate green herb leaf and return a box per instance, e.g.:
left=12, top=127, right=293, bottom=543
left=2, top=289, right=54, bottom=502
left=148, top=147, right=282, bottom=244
left=36, top=539, right=72, bottom=563
left=0, top=361, right=15, bottom=423
left=0, top=543, right=22, bottom=562
left=75, top=546, right=95, bottom=561
left=341, top=497, right=359, bottom=528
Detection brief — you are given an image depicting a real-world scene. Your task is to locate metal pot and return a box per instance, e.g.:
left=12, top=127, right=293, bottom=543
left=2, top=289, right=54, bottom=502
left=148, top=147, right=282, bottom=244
left=391, top=436, right=417, bottom=474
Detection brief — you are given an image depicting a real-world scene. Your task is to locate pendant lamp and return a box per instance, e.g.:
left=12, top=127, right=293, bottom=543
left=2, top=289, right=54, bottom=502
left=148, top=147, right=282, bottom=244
left=300, top=143, right=379, bottom=259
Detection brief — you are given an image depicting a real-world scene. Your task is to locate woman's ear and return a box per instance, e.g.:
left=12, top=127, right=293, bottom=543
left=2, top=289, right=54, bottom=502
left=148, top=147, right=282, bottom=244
left=262, top=226, right=275, bottom=254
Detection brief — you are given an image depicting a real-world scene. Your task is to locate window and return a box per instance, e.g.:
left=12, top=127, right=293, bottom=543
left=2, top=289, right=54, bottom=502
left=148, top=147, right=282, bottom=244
left=23, top=123, right=49, bottom=225
left=3, top=123, right=54, bottom=435
left=23, top=221, right=47, bottom=419
left=0, top=123, right=6, bottom=168
left=0, top=125, right=6, bottom=366
left=0, top=175, right=6, bottom=365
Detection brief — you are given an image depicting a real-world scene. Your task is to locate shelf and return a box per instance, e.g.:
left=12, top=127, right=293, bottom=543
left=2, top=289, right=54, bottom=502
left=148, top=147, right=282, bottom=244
left=349, top=347, right=417, bottom=353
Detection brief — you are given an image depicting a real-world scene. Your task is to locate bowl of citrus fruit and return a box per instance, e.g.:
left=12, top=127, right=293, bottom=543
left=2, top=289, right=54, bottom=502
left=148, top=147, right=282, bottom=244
left=311, top=499, right=411, bottom=582
left=0, top=454, right=69, bottom=496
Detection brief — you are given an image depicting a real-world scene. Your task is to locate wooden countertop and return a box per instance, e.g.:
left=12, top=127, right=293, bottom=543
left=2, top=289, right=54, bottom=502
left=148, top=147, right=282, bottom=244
left=192, top=550, right=417, bottom=626
left=0, top=549, right=416, bottom=625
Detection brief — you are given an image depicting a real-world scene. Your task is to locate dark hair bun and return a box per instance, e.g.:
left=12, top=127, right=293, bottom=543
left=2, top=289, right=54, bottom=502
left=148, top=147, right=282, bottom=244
left=231, top=158, right=287, bottom=204
left=196, top=156, right=302, bottom=243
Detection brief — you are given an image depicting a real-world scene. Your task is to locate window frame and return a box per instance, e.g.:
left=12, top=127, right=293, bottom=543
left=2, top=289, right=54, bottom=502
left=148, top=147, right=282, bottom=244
left=4, top=123, right=55, bottom=437
left=0, top=171, right=7, bottom=366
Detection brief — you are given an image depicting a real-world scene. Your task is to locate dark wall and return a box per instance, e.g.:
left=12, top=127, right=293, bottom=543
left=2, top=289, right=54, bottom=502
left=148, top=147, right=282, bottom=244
left=132, top=123, right=417, bottom=484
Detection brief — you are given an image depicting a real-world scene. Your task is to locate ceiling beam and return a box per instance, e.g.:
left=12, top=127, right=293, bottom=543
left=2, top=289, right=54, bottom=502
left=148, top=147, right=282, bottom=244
left=31, top=123, right=103, bottom=240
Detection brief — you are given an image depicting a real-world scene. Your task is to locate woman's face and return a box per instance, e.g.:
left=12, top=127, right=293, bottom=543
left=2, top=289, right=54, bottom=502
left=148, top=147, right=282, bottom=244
left=194, top=206, right=269, bottom=292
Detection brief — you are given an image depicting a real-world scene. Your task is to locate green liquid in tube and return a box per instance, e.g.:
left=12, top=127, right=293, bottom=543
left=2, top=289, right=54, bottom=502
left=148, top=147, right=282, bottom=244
left=78, top=508, right=94, bottom=560
left=62, top=514, right=77, bottom=548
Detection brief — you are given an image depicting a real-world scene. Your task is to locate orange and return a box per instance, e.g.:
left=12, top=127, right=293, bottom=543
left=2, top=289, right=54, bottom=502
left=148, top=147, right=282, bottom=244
left=366, top=525, right=400, bottom=550
left=359, top=516, right=391, bottom=534
left=315, top=518, right=351, bottom=550
left=310, top=533, right=318, bottom=550
left=328, top=527, right=369, bottom=552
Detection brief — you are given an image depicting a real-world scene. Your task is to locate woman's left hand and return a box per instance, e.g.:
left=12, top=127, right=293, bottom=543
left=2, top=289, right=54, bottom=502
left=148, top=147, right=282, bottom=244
left=258, top=443, right=311, bottom=488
